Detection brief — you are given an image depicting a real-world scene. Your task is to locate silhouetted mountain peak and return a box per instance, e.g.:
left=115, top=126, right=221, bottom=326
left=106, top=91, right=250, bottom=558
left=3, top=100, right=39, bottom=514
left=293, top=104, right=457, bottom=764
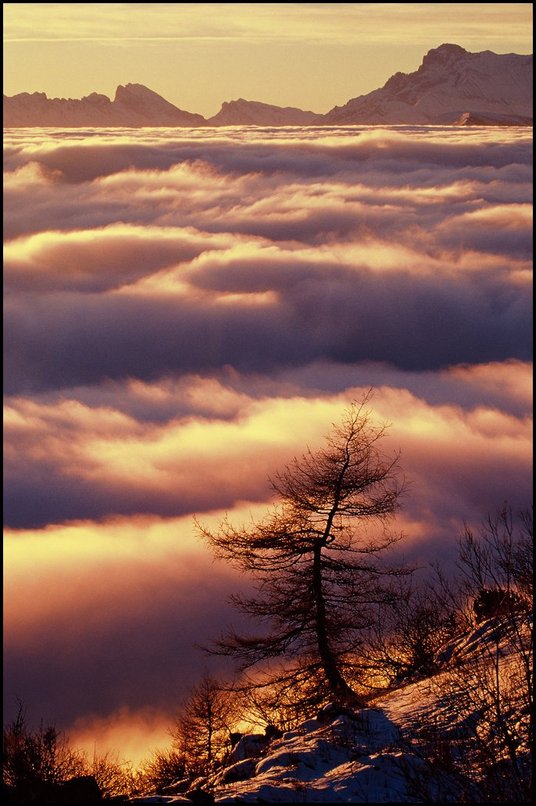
left=422, top=42, right=468, bottom=66
left=115, top=83, right=165, bottom=103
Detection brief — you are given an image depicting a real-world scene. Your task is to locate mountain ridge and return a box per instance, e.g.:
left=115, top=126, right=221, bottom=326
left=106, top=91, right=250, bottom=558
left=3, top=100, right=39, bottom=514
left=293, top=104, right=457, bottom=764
left=2, top=83, right=205, bottom=127
left=322, top=43, right=532, bottom=124
left=3, top=44, right=532, bottom=127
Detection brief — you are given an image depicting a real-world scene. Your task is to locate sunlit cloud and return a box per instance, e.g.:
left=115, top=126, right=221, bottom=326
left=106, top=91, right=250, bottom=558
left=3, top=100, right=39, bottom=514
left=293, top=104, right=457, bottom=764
left=4, top=509, right=267, bottom=726
left=5, top=379, right=532, bottom=531
left=4, top=224, right=233, bottom=292
left=4, top=129, right=531, bottom=404
left=70, top=707, right=176, bottom=769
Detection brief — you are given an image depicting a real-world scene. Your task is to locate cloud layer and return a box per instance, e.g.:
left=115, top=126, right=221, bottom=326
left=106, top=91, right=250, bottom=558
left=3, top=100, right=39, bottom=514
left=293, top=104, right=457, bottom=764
left=3, top=125, right=532, bottom=760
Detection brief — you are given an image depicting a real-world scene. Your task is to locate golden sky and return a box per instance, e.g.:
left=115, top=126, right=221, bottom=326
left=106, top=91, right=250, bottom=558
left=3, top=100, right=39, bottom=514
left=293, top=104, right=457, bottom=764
left=3, top=3, right=533, bottom=115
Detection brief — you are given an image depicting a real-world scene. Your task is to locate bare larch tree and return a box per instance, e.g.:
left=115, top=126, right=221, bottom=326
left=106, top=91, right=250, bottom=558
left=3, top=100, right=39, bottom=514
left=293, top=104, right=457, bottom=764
left=197, top=392, right=410, bottom=706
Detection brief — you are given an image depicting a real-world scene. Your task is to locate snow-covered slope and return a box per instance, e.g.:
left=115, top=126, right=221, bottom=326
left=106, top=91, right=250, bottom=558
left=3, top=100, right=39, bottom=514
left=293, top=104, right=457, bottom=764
left=2, top=84, right=205, bottom=127
left=322, top=44, right=533, bottom=125
left=132, top=707, right=459, bottom=803
left=208, top=99, right=318, bottom=126
left=129, top=613, right=530, bottom=804
left=210, top=707, right=459, bottom=803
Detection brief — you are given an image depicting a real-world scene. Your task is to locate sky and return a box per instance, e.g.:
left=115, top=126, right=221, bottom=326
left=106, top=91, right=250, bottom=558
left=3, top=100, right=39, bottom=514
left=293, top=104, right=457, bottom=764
left=3, top=3, right=533, bottom=116
left=3, top=2, right=534, bottom=771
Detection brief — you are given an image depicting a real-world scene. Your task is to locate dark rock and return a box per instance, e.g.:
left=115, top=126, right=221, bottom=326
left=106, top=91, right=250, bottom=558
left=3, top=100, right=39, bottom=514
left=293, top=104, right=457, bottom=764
left=229, top=731, right=244, bottom=748
left=228, top=733, right=270, bottom=763
left=161, top=777, right=192, bottom=794
left=264, top=724, right=282, bottom=740
left=59, top=776, right=102, bottom=802
left=316, top=702, right=357, bottom=723
left=473, top=588, right=523, bottom=623
left=11, top=774, right=102, bottom=803
left=218, top=758, right=257, bottom=784
left=185, top=786, right=215, bottom=804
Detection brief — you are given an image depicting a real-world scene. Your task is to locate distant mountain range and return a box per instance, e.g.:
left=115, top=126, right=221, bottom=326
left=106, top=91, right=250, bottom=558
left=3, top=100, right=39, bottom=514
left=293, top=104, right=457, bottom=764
left=3, top=83, right=205, bottom=127
left=4, top=44, right=532, bottom=127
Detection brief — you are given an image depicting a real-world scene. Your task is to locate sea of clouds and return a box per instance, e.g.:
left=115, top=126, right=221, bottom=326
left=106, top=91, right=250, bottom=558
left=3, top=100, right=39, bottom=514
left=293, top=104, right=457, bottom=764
left=3, top=124, right=532, bottom=762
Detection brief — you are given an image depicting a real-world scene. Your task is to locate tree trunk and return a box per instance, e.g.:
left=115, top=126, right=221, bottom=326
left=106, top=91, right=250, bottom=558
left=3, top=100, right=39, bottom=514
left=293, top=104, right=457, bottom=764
left=206, top=702, right=213, bottom=767
left=312, top=543, right=359, bottom=705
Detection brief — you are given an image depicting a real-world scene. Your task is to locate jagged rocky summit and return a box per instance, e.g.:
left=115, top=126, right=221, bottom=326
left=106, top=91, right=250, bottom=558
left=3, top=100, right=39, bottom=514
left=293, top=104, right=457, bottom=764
left=322, top=43, right=532, bottom=125
left=3, top=44, right=532, bottom=127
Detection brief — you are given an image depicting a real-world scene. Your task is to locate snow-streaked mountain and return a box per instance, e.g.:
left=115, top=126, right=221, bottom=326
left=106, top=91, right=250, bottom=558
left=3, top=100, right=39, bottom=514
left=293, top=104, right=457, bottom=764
left=208, top=99, right=318, bottom=126
left=3, top=45, right=532, bottom=128
left=3, top=84, right=205, bottom=127
left=322, top=44, right=532, bottom=125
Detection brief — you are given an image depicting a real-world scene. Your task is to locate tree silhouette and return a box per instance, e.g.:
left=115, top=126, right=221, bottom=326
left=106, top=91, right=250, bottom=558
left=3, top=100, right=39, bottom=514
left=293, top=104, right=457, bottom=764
left=198, top=392, right=410, bottom=706
left=172, top=674, right=237, bottom=776
left=3, top=701, right=139, bottom=801
left=429, top=505, right=533, bottom=802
